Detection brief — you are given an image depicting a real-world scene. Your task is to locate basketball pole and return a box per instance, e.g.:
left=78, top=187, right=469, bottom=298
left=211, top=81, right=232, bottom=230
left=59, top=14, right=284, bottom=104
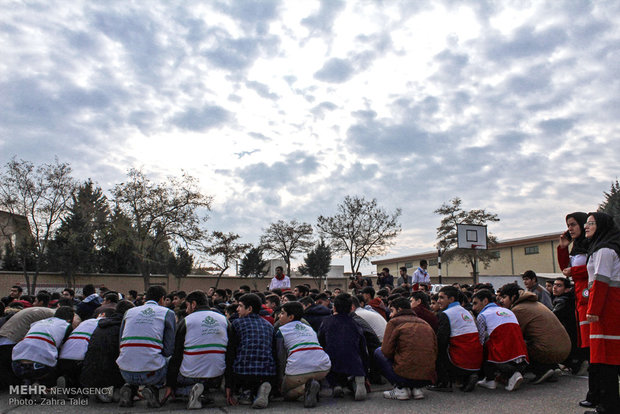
left=437, top=249, right=442, bottom=284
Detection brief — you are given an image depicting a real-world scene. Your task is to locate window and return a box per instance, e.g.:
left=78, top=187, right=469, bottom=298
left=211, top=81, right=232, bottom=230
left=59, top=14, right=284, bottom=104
left=429, top=258, right=438, bottom=266
left=524, top=246, right=539, bottom=255
left=404, top=262, right=413, bottom=268
left=490, top=250, right=500, bottom=259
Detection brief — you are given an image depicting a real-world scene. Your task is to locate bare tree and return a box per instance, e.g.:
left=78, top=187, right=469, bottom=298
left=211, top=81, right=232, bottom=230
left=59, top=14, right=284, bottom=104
left=0, top=157, right=76, bottom=293
left=112, top=169, right=212, bottom=290
left=260, top=220, right=314, bottom=276
left=317, top=195, right=401, bottom=274
left=203, top=231, right=250, bottom=288
left=435, top=197, right=500, bottom=281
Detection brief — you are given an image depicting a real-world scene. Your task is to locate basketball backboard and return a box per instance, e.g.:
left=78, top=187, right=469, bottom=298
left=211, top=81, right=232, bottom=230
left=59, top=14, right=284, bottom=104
left=457, top=224, right=488, bottom=249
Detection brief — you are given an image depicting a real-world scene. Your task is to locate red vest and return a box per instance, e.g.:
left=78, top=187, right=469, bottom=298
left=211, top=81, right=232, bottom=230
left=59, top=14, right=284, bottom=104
left=479, top=304, right=528, bottom=364
left=444, top=305, right=482, bottom=371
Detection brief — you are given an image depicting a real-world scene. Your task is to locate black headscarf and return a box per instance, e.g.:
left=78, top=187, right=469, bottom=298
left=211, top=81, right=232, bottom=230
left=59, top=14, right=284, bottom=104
left=565, top=212, right=589, bottom=256
left=586, top=212, right=620, bottom=260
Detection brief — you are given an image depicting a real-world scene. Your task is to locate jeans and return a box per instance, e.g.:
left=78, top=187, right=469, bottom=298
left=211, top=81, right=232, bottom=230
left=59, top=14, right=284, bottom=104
left=11, top=361, right=55, bottom=386
left=174, top=374, right=222, bottom=396
left=120, top=364, right=167, bottom=387
left=373, top=348, right=430, bottom=389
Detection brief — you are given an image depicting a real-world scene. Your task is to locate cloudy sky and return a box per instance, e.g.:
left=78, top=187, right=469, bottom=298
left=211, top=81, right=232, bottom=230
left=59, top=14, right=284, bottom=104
left=2, top=0, right=619, bottom=273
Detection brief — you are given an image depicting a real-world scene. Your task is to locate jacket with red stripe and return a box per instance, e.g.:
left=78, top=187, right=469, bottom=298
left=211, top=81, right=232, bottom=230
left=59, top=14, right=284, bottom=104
left=476, top=303, right=528, bottom=364
left=275, top=320, right=331, bottom=376
left=59, top=318, right=99, bottom=361
left=586, top=248, right=620, bottom=364
left=440, top=302, right=482, bottom=371
left=116, top=300, right=175, bottom=372
left=558, top=246, right=590, bottom=347
left=12, top=317, right=71, bottom=367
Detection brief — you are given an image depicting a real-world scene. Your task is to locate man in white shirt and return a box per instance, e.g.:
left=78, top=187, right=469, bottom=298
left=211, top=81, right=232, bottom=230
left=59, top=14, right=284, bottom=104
left=352, top=296, right=386, bottom=341
left=269, top=266, right=290, bottom=291
left=412, top=260, right=430, bottom=289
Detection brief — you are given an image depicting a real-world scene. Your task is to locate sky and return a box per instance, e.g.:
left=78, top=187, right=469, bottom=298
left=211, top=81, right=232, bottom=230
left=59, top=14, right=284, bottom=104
left=2, top=0, right=619, bottom=274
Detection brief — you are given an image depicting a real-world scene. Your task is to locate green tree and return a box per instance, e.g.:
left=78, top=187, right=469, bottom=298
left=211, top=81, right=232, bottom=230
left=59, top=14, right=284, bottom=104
left=112, top=169, right=212, bottom=290
left=599, top=179, right=620, bottom=228
left=168, top=246, right=194, bottom=290
left=260, top=220, right=314, bottom=277
left=204, top=231, right=250, bottom=288
left=98, top=207, right=140, bottom=274
left=0, top=158, right=76, bottom=293
left=434, top=197, right=500, bottom=282
left=239, top=246, right=268, bottom=290
left=298, top=239, right=332, bottom=289
left=317, top=195, right=401, bottom=274
left=46, top=180, right=109, bottom=287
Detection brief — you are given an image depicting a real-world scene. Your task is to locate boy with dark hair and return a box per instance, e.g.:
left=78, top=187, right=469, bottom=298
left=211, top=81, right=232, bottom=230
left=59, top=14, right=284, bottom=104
left=77, top=284, right=102, bottom=320
left=318, top=293, right=368, bottom=401
left=117, top=285, right=175, bottom=408
left=361, top=287, right=388, bottom=320
left=293, top=285, right=309, bottom=298
left=429, top=286, right=482, bottom=393
left=299, top=296, right=331, bottom=333
left=167, top=290, right=229, bottom=409
left=275, top=301, right=331, bottom=407
left=521, top=270, right=552, bottom=309
left=471, top=289, right=528, bottom=392
left=225, top=293, right=275, bottom=409
left=551, top=277, right=583, bottom=374
left=410, top=291, right=439, bottom=332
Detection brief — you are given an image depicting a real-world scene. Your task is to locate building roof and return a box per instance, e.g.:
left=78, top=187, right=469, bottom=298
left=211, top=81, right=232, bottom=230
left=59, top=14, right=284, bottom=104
left=371, top=232, right=562, bottom=265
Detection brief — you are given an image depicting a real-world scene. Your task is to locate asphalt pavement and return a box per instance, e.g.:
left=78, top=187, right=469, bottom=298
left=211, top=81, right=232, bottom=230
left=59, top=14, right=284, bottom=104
left=0, top=372, right=590, bottom=414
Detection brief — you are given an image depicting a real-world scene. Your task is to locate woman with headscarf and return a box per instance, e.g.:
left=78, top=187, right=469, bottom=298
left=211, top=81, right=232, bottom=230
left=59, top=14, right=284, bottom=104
left=583, top=212, right=620, bottom=414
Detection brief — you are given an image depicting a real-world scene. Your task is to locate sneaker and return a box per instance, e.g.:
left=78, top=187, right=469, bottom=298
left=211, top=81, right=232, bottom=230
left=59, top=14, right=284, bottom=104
left=547, top=368, right=561, bottom=382
left=96, top=387, right=113, bottom=403
left=187, top=383, right=204, bottom=410
left=55, top=376, right=68, bottom=399
left=461, top=374, right=478, bottom=392
left=332, top=385, right=344, bottom=398
left=303, top=379, right=320, bottom=408
left=353, top=376, right=366, bottom=401
left=412, top=388, right=425, bottom=400
left=505, top=372, right=523, bottom=392
left=575, top=360, right=589, bottom=377
left=118, top=384, right=134, bottom=408
left=382, top=386, right=411, bottom=400
left=252, top=382, right=271, bottom=409
left=476, top=378, right=497, bottom=390
left=532, top=369, right=554, bottom=385
left=238, top=389, right=253, bottom=405
left=142, top=385, right=161, bottom=408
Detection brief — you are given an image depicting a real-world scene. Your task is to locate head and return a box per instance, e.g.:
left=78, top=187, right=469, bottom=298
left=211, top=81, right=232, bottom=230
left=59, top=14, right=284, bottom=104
left=127, top=290, right=138, bottom=301
left=239, top=285, right=251, bottom=294
left=410, top=291, right=430, bottom=309
left=298, top=296, right=315, bottom=310
left=98, top=286, right=109, bottom=297
left=82, top=284, right=95, bottom=297
left=315, top=293, right=330, bottom=307
left=237, top=293, right=262, bottom=317
left=275, top=266, right=284, bottom=277
left=145, top=285, right=167, bottom=305
left=498, top=283, right=521, bottom=308
left=10, top=285, right=22, bottom=299
left=521, top=270, right=538, bottom=289
left=566, top=212, right=588, bottom=240
left=389, top=297, right=411, bottom=315
left=184, top=290, right=207, bottom=314
left=281, top=293, right=297, bottom=304
left=33, top=292, right=50, bottom=307
left=430, top=293, right=440, bottom=312
left=265, top=294, right=280, bottom=309
left=553, top=277, right=571, bottom=297
left=361, top=286, right=375, bottom=302
left=213, top=289, right=227, bottom=304
left=420, top=259, right=428, bottom=269
left=173, top=291, right=186, bottom=307
left=333, top=293, right=353, bottom=315
left=103, top=292, right=119, bottom=304
left=382, top=267, right=390, bottom=276
left=545, top=280, right=554, bottom=295
left=399, top=266, right=407, bottom=276
left=279, top=301, right=305, bottom=326
left=437, top=286, right=459, bottom=310
left=472, top=289, right=494, bottom=314
left=293, top=285, right=309, bottom=298
left=54, top=306, right=75, bottom=323
left=333, top=287, right=342, bottom=295
left=225, top=303, right=238, bottom=319
left=60, top=288, right=73, bottom=300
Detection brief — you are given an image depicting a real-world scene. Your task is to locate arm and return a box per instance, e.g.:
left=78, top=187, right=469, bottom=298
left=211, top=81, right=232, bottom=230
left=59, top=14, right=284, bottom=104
left=475, top=314, right=488, bottom=345
left=437, top=313, right=450, bottom=354
left=166, top=318, right=187, bottom=388
left=224, top=323, right=239, bottom=404
left=161, top=310, right=176, bottom=357
left=380, top=321, right=396, bottom=359
left=557, top=236, right=570, bottom=270
left=587, top=249, right=616, bottom=320
left=274, top=329, right=286, bottom=391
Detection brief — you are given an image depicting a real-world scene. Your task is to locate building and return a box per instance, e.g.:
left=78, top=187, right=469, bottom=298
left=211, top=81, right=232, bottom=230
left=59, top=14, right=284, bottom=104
left=372, top=232, right=563, bottom=285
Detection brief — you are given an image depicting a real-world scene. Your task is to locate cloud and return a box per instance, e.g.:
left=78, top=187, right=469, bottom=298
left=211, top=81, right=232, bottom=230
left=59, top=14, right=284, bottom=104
left=314, top=58, right=355, bottom=83
left=172, top=105, right=232, bottom=131
left=485, top=25, right=567, bottom=62
left=245, top=80, right=279, bottom=100
left=310, top=101, right=338, bottom=118
left=301, top=0, right=346, bottom=35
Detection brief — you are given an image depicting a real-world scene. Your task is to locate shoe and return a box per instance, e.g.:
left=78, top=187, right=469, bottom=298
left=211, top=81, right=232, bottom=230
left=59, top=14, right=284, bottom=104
left=332, top=385, right=344, bottom=398
left=461, top=374, right=478, bottom=392
left=477, top=378, right=497, bottom=390
left=579, top=400, right=595, bottom=408
left=187, top=383, right=204, bottom=410
left=304, top=379, right=320, bottom=408
left=118, top=384, right=134, bottom=408
left=505, top=372, right=523, bottom=391
left=382, top=386, right=411, bottom=400
left=96, top=388, right=113, bottom=403
left=412, top=387, right=425, bottom=400
left=575, top=360, right=589, bottom=377
left=532, top=369, right=554, bottom=385
left=353, top=376, right=366, bottom=401
left=237, top=389, right=253, bottom=405
left=55, top=376, right=68, bottom=399
left=547, top=368, right=561, bottom=382
left=252, top=382, right=271, bottom=409
left=142, top=385, right=161, bottom=408
left=427, top=383, right=453, bottom=392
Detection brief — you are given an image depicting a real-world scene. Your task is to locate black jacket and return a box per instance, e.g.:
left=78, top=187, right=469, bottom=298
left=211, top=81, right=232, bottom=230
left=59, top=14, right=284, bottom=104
left=304, top=304, right=332, bottom=332
left=80, top=313, right=125, bottom=388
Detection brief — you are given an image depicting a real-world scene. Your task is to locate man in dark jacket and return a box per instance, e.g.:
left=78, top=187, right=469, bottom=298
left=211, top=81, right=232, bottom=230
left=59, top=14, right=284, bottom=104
left=552, top=277, right=583, bottom=373
left=299, top=297, right=331, bottom=332
left=80, top=300, right=134, bottom=400
left=318, top=293, right=367, bottom=401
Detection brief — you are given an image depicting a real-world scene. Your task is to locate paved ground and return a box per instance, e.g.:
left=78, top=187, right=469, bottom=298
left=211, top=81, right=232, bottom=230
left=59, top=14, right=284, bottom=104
left=0, top=373, right=590, bottom=414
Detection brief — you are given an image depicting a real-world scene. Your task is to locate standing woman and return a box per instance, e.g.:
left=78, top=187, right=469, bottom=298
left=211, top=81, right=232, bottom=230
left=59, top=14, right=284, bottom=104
left=584, top=212, right=620, bottom=414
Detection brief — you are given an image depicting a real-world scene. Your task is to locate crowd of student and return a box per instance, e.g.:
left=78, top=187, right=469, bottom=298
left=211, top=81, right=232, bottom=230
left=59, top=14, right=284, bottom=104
left=0, top=211, right=617, bottom=413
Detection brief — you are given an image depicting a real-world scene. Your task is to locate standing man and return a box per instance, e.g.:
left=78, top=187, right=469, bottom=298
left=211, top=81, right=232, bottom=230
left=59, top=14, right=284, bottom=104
left=117, top=286, right=176, bottom=408
left=521, top=270, right=553, bottom=310
left=269, top=266, right=290, bottom=291
left=377, top=268, right=394, bottom=290
left=396, top=267, right=411, bottom=291
left=412, top=260, right=430, bottom=291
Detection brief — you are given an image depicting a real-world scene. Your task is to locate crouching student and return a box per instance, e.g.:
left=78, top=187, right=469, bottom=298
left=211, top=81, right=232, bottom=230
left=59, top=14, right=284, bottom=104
left=12, top=306, right=74, bottom=391
left=167, top=290, right=229, bottom=410
left=318, top=293, right=368, bottom=401
left=225, top=293, right=276, bottom=409
left=116, top=286, right=175, bottom=408
left=275, top=301, right=331, bottom=408
left=375, top=297, right=437, bottom=401
left=429, top=286, right=482, bottom=392
left=471, top=289, right=528, bottom=391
